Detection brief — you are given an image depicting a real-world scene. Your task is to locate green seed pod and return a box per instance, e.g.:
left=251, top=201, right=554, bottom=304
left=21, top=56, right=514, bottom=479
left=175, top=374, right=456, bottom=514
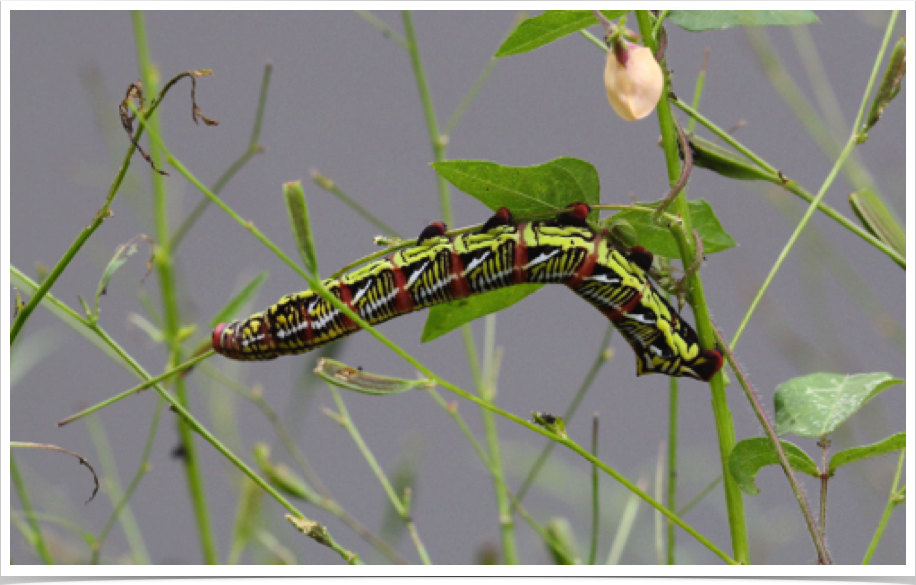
left=683, top=135, right=779, bottom=182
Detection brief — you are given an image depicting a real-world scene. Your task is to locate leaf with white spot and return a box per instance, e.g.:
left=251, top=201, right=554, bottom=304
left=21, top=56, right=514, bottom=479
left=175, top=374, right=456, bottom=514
left=774, top=372, right=903, bottom=438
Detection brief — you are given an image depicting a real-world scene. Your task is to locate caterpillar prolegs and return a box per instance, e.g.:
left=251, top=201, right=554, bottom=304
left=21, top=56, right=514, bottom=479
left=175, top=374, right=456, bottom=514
left=212, top=203, right=724, bottom=382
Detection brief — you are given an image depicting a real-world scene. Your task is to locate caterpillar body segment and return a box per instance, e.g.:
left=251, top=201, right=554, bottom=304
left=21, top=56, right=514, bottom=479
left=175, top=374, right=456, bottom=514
left=213, top=204, right=723, bottom=381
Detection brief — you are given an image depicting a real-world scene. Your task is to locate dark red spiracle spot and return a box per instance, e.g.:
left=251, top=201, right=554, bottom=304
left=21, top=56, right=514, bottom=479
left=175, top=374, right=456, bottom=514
left=480, top=207, right=514, bottom=233
left=417, top=221, right=448, bottom=242
left=568, top=202, right=591, bottom=221
left=627, top=246, right=654, bottom=272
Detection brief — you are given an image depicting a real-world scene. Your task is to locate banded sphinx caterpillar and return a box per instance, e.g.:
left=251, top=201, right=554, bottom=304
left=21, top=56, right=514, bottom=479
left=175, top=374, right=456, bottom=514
left=213, top=203, right=723, bottom=381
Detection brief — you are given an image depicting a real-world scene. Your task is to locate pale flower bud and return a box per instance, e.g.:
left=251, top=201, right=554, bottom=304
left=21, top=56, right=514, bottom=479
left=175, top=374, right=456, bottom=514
left=604, top=41, right=664, bottom=121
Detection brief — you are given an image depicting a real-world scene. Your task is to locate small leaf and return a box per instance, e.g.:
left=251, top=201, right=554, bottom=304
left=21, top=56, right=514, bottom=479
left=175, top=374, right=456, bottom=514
left=495, top=10, right=628, bottom=58
left=432, top=158, right=600, bottom=219
left=861, top=35, right=906, bottom=140
left=253, top=443, right=313, bottom=501
left=774, top=372, right=903, bottom=438
left=283, top=181, right=320, bottom=275
left=685, top=135, right=780, bottom=182
left=729, top=437, right=819, bottom=496
left=828, top=432, right=906, bottom=475
left=668, top=10, right=819, bottom=32
left=314, top=358, right=434, bottom=396
left=422, top=284, right=542, bottom=343
left=544, top=517, right=581, bottom=565
left=609, top=199, right=736, bottom=258
left=94, top=235, right=155, bottom=317
left=849, top=188, right=906, bottom=259
left=209, top=273, right=269, bottom=328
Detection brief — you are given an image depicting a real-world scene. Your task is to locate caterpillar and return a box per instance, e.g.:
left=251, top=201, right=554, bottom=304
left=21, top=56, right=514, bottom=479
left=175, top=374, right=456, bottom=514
left=212, top=203, right=723, bottom=382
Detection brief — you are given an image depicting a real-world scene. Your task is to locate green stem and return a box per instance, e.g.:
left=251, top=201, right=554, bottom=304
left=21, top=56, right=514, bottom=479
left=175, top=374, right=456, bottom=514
left=730, top=11, right=900, bottom=351
left=91, top=401, right=163, bottom=564
left=588, top=414, right=600, bottom=565
left=862, top=448, right=906, bottom=564
left=10, top=453, right=54, bottom=564
left=132, top=11, right=217, bottom=564
left=310, top=170, right=401, bottom=237
left=328, top=387, right=432, bottom=564
left=637, top=10, right=748, bottom=565
left=678, top=476, right=722, bottom=517
left=355, top=10, right=408, bottom=50
left=666, top=367, right=679, bottom=564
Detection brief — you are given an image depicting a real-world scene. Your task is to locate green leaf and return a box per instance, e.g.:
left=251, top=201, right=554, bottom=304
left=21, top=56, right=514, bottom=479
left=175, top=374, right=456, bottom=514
left=668, top=10, right=819, bottom=32
left=861, top=35, right=906, bottom=139
left=828, top=433, right=906, bottom=475
left=94, top=234, right=154, bottom=317
left=849, top=188, right=906, bottom=259
left=774, top=372, right=904, bottom=438
left=686, top=135, right=780, bottom=182
left=422, top=284, right=542, bottom=343
left=609, top=199, right=736, bottom=258
left=544, top=517, right=581, bottom=565
left=209, top=273, right=269, bottom=328
left=495, top=10, right=628, bottom=57
left=283, top=181, right=319, bottom=275
left=432, top=158, right=600, bottom=218
left=729, top=437, right=819, bottom=496
left=314, top=358, right=435, bottom=396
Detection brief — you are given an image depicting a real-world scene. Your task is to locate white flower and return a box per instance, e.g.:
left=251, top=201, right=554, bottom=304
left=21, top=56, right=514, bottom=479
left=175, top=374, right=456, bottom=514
left=604, top=41, right=664, bottom=121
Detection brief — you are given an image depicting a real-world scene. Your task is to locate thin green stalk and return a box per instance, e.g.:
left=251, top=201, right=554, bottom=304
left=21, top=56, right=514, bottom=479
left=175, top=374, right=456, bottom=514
left=678, top=476, right=722, bottom=517
left=327, top=386, right=432, bottom=564
left=171, top=62, right=272, bottom=250
left=355, top=10, right=408, bottom=50
left=588, top=414, right=600, bottom=565
left=310, top=170, right=401, bottom=237
left=91, top=400, right=163, bottom=564
left=141, top=120, right=735, bottom=565
left=443, top=12, right=525, bottom=137
left=57, top=350, right=214, bottom=427
left=132, top=11, right=217, bottom=564
left=10, top=453, right=54, bottom=564
left=516, top=325, right=613, bottom=501
left=731, top=11, right=899, bottom=351
left=637, top=10, right=748, bottom=565
left=85, top=413, right=153, bottom=564
left=654, top=441, right=666, bottom=565
left=687, top=48, right=710, bottom=134
left=862, top=448, right=906, bottom=564
left=606, top=476, right=648, bottom=565
left=667, top=372, right=679, bottom=564
left=672, top=98, right=904, bottom=268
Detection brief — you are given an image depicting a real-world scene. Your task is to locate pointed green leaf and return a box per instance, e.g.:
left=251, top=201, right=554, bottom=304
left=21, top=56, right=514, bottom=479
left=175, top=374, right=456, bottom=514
left=209, top=273, right=269, bottom=328
left=861, top=35, right=906, bottom=139
left=609, top=199, right=736, bottom=258
left=686, top=135, right=780, bottom=182
left=729, top=437, right=819, bottom=496
left=774, top=372, right=903, bottom=438
left=283, top=181, right=320, bottom=274
left=849, top=188, right=906, bottom=259
left=495, top=10, right=628, bottom=58
left=432, top=158, right=600, bottom=219
left=94, top=235, right=154, bottom=316
left=828, top=433, right=906, bottom=475
left=668, top=10, right=819, bottom=32
left=314, top=358, right=435, bottom=396
left=544, top=517, right=581, bottom=565
left=253, top=443, right=314, bottom=501
left=422, top=284, right=542, bottom=343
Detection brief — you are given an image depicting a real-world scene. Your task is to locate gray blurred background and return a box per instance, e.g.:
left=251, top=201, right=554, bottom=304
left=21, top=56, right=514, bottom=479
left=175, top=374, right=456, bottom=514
left=10, top=10, right=906, bottom=565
